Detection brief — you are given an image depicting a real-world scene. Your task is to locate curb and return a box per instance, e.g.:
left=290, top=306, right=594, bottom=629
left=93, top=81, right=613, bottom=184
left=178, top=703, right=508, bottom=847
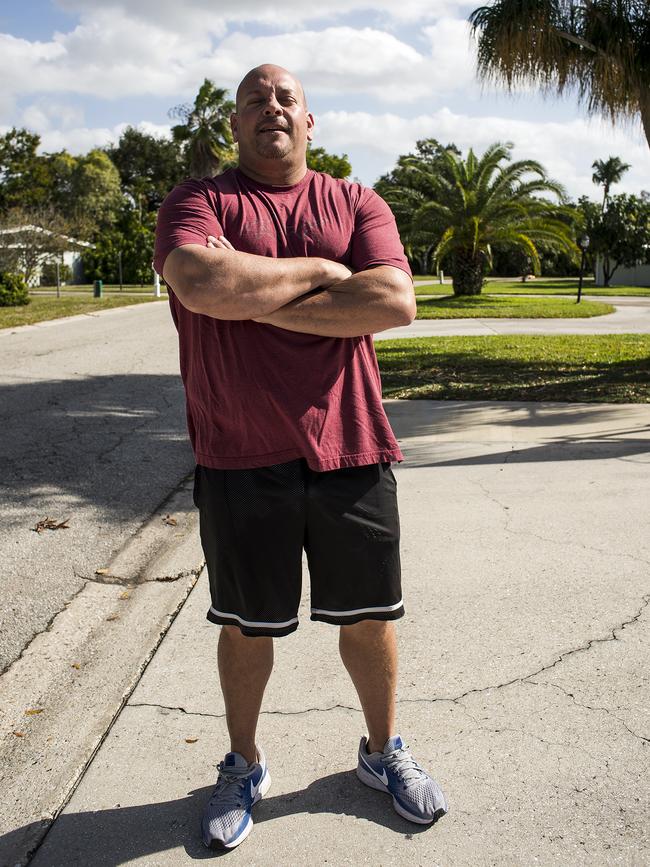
left=0, top=475, right=204, bottom=867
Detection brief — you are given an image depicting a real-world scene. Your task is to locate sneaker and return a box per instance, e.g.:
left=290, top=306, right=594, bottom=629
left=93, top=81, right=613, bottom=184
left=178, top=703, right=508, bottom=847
left=201, top=748, right=271, bottom=850
left=357, top=735, right=448, bottom=825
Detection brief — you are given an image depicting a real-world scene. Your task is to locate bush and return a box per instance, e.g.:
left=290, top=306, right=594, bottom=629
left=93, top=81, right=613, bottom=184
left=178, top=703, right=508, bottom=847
left=41, top=262, right=72, bottom=286
left=0, top=271, right=30, bottom=307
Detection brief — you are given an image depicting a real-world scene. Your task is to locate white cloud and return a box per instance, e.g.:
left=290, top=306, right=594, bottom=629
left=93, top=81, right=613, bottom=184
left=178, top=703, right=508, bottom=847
left=203, top=27, right=429, bottom=102
left=0, top=119, right=174, bottom=155
left=0, top=12, right=225, bottom=102
left=0, top=16, right=481, bottom=108
left=316, top=108, right=650, bottom=199
left=21, top=101, right=85, bottom=133
left=55, top=0, right=476, bottom=29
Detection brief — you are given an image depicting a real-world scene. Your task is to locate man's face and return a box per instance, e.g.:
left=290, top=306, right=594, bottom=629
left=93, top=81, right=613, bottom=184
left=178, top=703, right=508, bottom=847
left=231, top=69, right=314, bottom=164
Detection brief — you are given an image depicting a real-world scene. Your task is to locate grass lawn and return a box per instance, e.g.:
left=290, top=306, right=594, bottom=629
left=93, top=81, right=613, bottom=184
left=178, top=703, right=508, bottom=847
left=0, top=294, right=168, bottom=329
left=416, top=295, right=613, bottom=318
left=413, top=277, right=650, bottom=297
left=36, top=284, right=160, bottom=294
left=376, top=334, right=650, bottom=403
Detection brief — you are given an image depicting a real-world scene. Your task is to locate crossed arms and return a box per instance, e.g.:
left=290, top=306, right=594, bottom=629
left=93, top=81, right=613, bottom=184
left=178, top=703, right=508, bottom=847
left=162, top=237, right=416, bottom=338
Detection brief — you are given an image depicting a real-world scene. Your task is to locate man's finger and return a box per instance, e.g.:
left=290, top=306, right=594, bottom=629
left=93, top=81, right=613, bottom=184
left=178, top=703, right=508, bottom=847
left=218, top=235, right=236, bottom=250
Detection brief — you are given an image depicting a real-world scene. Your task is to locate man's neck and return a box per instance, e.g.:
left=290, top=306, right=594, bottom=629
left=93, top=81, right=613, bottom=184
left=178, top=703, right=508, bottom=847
left=237, top=158, right=308, bottom=187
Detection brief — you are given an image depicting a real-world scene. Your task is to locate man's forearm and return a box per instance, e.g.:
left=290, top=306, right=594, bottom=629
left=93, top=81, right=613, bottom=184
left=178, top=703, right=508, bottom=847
left=162, top=243, right=350, bottom=320
left=254, top=266, right=416, bottom=337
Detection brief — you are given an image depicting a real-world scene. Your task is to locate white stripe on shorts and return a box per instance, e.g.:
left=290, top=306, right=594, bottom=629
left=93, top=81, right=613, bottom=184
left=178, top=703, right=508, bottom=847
left=310, top=600, right=404, bottom=617
left=209, top=607, right=299, bottom=629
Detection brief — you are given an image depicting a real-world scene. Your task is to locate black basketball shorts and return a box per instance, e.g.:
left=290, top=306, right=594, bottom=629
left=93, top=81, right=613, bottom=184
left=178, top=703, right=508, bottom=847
left=193, top=458, right=404, bottom=636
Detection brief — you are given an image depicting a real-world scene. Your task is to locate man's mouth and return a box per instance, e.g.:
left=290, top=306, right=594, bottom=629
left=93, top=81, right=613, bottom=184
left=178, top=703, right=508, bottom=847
left=258, top=126, right=288, bottom=134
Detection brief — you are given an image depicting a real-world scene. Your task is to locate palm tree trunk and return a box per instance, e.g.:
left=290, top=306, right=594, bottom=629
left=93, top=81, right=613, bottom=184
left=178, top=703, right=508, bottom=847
left=452, top=251, right=484, bottom=295
left=641, top=88, right=650, bottom=152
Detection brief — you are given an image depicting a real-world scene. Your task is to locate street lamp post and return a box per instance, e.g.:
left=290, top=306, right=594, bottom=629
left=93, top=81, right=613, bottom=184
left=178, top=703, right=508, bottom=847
left=577, top=235, right=590, bottom=304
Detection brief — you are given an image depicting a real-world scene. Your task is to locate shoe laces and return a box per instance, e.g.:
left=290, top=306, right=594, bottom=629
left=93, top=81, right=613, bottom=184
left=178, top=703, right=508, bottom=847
left=382, top=746, right=427, bottom=788
left=209, top=761, right=248, bottom=809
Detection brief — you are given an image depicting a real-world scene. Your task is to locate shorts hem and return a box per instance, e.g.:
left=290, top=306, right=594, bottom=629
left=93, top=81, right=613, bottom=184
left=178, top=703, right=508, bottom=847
left=310, top=605, right=405, bottom=626
left=206, top=608, right=299, bottom=637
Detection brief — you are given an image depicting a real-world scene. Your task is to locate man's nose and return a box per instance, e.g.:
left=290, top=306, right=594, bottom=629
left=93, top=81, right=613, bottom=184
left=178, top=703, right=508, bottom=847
left=263, top=99, right=283, bottom=115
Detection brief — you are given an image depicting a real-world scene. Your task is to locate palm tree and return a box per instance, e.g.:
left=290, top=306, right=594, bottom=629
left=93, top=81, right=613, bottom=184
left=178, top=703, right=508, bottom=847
left=380, top=142, right=577, bottom=295
left=469, top=1, right=650, bottom=150
left=591, top=155, right=631, bottom=211
left=170, top=79, right=237, bottom=178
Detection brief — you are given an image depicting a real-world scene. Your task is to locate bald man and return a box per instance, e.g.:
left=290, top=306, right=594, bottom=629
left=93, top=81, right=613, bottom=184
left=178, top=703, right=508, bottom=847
left=155, top=64, right=448, bottom=851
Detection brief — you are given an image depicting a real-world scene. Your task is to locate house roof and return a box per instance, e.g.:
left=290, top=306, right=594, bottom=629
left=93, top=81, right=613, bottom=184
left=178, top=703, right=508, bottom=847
left=0, top=226, right=94, bottom=248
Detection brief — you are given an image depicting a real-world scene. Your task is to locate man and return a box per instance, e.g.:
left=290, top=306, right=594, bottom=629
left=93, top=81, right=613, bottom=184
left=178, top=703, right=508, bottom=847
left=154, top=63, right=448, bottom=851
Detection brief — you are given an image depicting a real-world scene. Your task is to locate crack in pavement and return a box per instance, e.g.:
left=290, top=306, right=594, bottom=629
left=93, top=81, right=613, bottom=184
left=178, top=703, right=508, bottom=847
left=0, top=580, right=88, bottom=677
left=398, top=593, right=650, bottom=707
left=125, top=595, right=650, bottom=731
left=77, top=566, right=202, bottom=586
left=127, top=701, right=361, bottom=718
left=525, top=678, right=650, bottom=744
left=469, top=475, right=650, bottom=569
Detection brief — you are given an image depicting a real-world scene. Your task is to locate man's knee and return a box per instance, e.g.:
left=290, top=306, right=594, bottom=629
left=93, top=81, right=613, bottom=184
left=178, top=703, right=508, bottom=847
left=340, top=619, right=395, bottom=638
left=220, top=625, right=273, bottom=644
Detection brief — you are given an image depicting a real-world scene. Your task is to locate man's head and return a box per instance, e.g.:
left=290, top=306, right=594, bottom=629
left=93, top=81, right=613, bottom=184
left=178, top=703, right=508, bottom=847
left=231, top=64, right=314, bottom=179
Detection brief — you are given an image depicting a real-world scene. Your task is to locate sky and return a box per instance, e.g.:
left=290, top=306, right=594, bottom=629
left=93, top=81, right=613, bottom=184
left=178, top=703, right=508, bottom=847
left=1, top=0, right=649, bottom=202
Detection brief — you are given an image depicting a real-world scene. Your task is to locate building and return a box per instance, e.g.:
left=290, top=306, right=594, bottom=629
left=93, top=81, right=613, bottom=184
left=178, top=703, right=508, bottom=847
left=0, top=225, right=93, bottom=286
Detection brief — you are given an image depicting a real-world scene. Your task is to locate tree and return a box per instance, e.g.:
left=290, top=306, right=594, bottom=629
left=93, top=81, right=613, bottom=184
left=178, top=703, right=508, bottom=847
left=591, top=155, right=631, bottom=212
left=65, top=150, right=123, bottom=237
left=469, top=1, right=650, bottom=149
left=0, top=128, right=54, bottom=212
left=81, top=203, right=156, bottom=285
left=106, top=127, right=185, bottom=213
left=375, top=139, right=462, bottom=274
left=170, top=79, right=237, bottom=178
left=378, top=141, right=577, bottom=295
left=306, top=146, right=352, bottom=178
left=580, top=192, right=650, bottom=285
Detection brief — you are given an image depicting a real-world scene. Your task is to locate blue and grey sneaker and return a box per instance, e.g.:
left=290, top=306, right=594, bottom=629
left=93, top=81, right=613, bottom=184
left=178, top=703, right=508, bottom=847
left=357, top=735, right=448, bottom=825
left=201, top=748, right=271, bottom=850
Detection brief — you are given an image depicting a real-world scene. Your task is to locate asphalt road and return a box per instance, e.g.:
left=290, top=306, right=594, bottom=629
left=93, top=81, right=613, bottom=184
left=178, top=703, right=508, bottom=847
left=0, top=301, right=194, bottom=672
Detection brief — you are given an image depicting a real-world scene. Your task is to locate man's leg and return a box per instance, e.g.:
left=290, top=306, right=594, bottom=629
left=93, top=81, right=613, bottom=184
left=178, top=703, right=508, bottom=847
left=339, top=619, right=397, bottom=753
left=218, top=626, right=274, bottom=765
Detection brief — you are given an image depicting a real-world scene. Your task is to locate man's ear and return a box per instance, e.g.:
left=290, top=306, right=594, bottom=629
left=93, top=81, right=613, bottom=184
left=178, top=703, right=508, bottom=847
left=230, top=113, right=239, bottom=143
left=306, top=112, right=315, bottom=143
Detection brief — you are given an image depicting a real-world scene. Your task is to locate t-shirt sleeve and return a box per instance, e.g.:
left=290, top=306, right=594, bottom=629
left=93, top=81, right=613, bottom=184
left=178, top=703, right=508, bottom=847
left=349, top=187, right=412, bottom=277
left=153, top=179, right=224, bottom=276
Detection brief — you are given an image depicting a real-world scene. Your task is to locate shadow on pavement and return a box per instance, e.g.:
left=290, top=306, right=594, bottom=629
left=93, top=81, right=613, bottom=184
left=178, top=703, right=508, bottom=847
left=385, top=401, right=650, bottom=467
left=0, top=373, right=191, bottom=522
left=7, top=773, right=431, bottom=866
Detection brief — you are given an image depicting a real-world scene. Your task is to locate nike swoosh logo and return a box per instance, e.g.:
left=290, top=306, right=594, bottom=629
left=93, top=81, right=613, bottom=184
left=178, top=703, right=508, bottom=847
left=249, top=772, right=264, bottom=799
left=361, top=755, right=388, bottom=785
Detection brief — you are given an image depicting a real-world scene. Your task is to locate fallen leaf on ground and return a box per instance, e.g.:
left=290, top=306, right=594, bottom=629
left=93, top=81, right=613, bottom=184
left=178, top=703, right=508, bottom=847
left=25, top=708, right=44, bottom=716
left=118, top=591, right=130, bottom=600
left=163, top=514, right=178, bottom=526
left=106, top=614, right=119, bottom=621
left=13, top=731, right=25, bottom=737
left=33, top=517, right=71, bottom=533
left=95, top=568, right=110, bottom=575
left=71, top=663, right=81, bottom=669
left=185, top=738, right=198, bottom=744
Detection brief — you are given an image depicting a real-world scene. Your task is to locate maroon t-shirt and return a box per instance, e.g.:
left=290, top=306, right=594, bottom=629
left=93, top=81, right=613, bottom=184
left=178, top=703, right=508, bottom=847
left=154, top=167, right=410, bottom=471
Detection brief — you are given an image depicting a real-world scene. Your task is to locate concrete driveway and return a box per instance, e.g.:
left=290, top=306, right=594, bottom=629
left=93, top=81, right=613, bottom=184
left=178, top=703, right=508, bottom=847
left=21, top=400, right=650, bottom=867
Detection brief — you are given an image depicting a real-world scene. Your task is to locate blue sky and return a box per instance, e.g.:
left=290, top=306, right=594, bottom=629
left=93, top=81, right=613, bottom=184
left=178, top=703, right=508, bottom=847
left=1, top=0, right=648, bottom=200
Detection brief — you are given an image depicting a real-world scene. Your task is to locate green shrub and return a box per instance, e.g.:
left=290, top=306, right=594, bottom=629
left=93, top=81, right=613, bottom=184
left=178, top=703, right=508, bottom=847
left=0, top=272, right=30, bottom=307
left=41, top=262, right=73, bottom=286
